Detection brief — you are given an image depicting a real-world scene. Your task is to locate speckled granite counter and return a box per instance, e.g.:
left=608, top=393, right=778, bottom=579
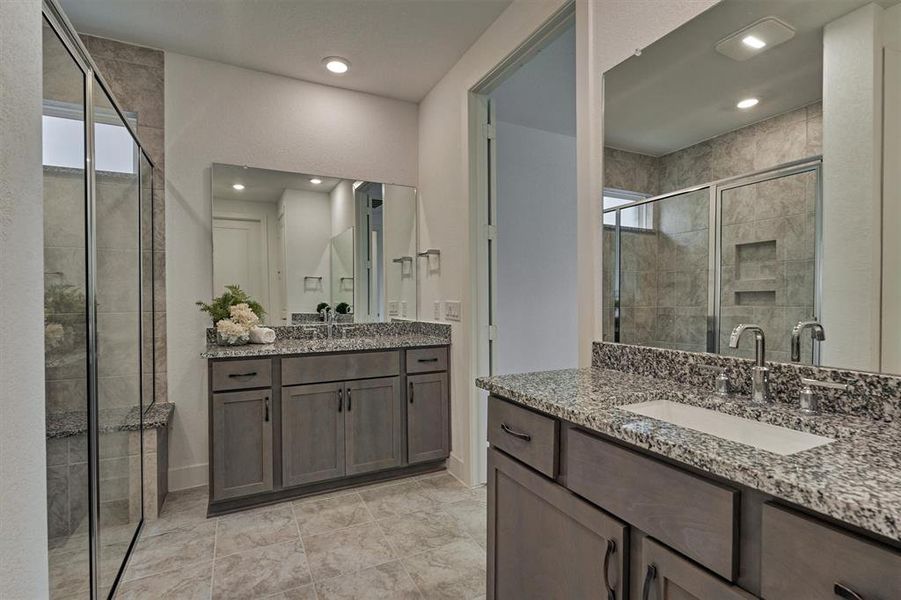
left=46, top=402, right=175, bottom=439
left=477, top=367, right=901, bottom=543
left=202, top=334, right=449, bottom=359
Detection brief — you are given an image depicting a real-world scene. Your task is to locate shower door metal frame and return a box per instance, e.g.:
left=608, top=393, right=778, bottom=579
left=604, top=156, right=823, bottom=361
left=42, top=1, right=157, bottom=597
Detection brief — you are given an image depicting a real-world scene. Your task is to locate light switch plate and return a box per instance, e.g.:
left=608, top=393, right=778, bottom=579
left=445, top=300, right=462, bottom=322
left=434, top=300, right=442, bottom=320
left=388, top=301, right=399, bottom=316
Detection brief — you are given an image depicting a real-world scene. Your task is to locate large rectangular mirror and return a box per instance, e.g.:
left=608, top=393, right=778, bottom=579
left=603, top=0, right=900, bottom=374
left=212, top=163, right=417, bottom=324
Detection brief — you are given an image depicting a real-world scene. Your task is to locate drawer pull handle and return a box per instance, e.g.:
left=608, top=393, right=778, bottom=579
left=417, top=357, right=439, bottom=363
left=338, top=389, right=343, bottom=412
left=264, top=396, right=270, bottom=422
left=409, top=381, right=414, bottom=404
left=834, top=583, right=865, bottom=600
left=642, top=564, right=656, bottom=600
left=500, top=423, right=531, bottom=441
left=603, top=539, right=617, bottom=600
left=228, top=371, right=258, bottom=378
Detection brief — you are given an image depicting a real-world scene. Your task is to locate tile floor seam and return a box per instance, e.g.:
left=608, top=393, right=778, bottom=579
left=209, top=517, right=219, bottom=600
left=289, top=499, right=316, bottom=590
left=394, top=555, right=426, bottom=600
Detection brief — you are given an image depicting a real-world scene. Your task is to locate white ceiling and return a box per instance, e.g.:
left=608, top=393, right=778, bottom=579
left=60, top=0, right=512, bottom=102
left=604, top=0, right=898, bottom=156
left=490, top=24, right=576, bottom=137
left=212, top=163, right=342, bottom=204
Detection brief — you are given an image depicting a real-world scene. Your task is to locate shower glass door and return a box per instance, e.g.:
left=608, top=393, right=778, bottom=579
left=42, top=16, right=91, bottom=599
left=717, top=167, right=819, bottom=363
left=93, top=81, right=144, bottom=596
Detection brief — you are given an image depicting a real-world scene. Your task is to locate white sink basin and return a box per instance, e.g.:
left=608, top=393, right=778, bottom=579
left=619, top=400, right=834, bottom=456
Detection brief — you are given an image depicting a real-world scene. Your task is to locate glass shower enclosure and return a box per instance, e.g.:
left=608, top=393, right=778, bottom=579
left=42, top=2, right=156, bottom=598
left=603, top=159, right=821, bottom=364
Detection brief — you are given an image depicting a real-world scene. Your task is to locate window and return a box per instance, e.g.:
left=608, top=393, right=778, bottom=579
left=603, top=188, right=652, bottom=229
left=43, top=101, right=138, bottom=174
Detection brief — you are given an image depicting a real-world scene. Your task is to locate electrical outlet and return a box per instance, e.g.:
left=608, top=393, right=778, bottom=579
left=433, top=300, right=442, bottom=320
left=388, top=301, right=399, bottom=316
left=445, top=300, right=462, bottom=322
left=400, top=301, right=408, bottom=317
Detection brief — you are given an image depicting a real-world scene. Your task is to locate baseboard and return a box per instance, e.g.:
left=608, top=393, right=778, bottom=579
left=447, top=452, right=467, bottom=485
left=168, top=463, right=208, bottom=492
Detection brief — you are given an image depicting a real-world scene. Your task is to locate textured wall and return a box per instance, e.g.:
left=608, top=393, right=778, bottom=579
left=0, top=0, right=50, bottom=596
left=165, top=52, right=418, bottom=489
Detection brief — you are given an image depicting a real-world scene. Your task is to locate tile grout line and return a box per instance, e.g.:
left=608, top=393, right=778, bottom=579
left=289, top=500, right=317, bottom=598
left=209, top=517, right=219, bottom=600
left=371, top=518, right=425, bottom=600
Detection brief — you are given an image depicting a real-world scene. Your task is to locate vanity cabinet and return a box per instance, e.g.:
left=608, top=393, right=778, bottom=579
left=487, top=447, right=627, bottom=600
left=639, top=538, right=755, bottom=600
left=486, top=395, right=901, bottom=600
left=211, top=389, right=273, bottom=500
left=344, top=377, right=403, bottom=475
left=407, top=372, right=450, bottom=464
left=208, top=345, right=450, bottom=511
left=281, top=382, right=345, bottom=487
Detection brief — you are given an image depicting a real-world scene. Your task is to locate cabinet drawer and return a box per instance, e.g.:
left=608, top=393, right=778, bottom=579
left=282, top=355, right=346, bottom=386
left=565, top=428, right=738, bottom=581
left=487, top=396, right=558, bottom=478
left=761, top=503, right=901, bottom=599
left=346, top=351, right=399, bottom=380
left=211, top=359, right=272, bottom=392
left=406, top=347, right=448, bottom=373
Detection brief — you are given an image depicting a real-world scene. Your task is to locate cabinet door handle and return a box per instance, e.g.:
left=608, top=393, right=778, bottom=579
left=641, top=564, right=656, bottom=600
left=500, top=423, right=531, bottom=442
left=409, top=381, right=414, bottom=404
left=347, top=388, right=352, bottom=411
left=228, top=371, right=257, bottom=378
left=338, top=388, right=343, bottom=412
left=264, top=396, right=270, bottom=422
left=603, top=539, right=616, bottom=600
left=834, top=583, right=865, bottom=600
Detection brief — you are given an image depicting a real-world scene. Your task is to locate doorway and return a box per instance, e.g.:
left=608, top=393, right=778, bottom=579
left=470, top=4, right=577, bottom=483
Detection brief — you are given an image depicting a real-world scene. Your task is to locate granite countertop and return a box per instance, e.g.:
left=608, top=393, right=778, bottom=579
left=46, top=402, right=175, bottom=439
left=477, top=368, right=901, bottom=543
left=202, top=334, right=450, bottom=359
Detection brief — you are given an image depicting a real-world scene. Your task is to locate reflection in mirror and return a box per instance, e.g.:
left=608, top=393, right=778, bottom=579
left=603, top=0, right=901, bottom=374
left=212, top=164, right=417, bottom=324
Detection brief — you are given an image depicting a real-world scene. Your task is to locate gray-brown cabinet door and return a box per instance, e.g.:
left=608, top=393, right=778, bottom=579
left=488, top=448, right=628, bottom=600
left=345, top=377, right=402, bottom=475
left=639, top=538, right=755, bottom=600
left=212, top=389, right=273, bottom=501
left=281, top=382, right=345, bottom=487
left=407, top=372, right=449, bottom=464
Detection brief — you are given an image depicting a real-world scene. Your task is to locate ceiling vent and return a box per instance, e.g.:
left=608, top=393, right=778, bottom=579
left=715, top=17, right=796, bottom=61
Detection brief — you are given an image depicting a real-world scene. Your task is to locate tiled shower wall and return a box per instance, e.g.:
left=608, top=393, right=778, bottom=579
left=80, top=34, right=167, bottom=405
left=603, top=103, right=821, bottom=356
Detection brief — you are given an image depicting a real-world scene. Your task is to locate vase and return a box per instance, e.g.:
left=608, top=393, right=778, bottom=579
left=217, top=331, right=249, bottom=346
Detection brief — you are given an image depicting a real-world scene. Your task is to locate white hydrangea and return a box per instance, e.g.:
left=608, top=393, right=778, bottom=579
left=229, top=303, right=260, bottom=329
left=216, top=318, right=247, bottom=337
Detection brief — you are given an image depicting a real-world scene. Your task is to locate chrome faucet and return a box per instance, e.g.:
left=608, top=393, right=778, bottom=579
left=729, top=324, right=769, bottom=403
left=324, top=308, right=338, bottom=340
left=791, top=320, right=825, bottom=362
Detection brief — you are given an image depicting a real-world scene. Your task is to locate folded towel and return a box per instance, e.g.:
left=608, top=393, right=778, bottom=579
left=250, top=327, right=276, bottom=344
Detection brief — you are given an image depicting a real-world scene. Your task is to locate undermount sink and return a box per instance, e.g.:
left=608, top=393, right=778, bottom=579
left=619, top=400, right=834, bottom=456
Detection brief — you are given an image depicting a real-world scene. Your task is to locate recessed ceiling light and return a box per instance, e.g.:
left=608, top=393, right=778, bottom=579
left=737, top=98, right=760, bottom=109
left=323, top=57, right=350, bottom=75
left=310, top=178, right=322, bottom=185
left=232, top=183, right=245, bottom=190
left=742, top=35, right=766, bottom=49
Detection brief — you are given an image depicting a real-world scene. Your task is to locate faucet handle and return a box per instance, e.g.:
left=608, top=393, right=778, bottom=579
left=799, top=377, right=853, bottom=393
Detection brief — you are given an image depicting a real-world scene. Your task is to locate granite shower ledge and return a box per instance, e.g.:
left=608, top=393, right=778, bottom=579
left=46, top=402, right=174, bottom=439
left=202, top=334, right=450, bottom=359
left=476, top=368, right=901, bottom=544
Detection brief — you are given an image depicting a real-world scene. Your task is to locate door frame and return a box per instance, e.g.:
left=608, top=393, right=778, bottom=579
left=468, top=1, right=578, bottom=484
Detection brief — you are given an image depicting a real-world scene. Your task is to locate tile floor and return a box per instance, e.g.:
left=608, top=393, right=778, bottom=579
left=115, top=471, right=487, bottom=599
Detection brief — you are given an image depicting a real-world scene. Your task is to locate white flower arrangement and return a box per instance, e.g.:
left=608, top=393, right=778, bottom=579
left=215, top=303, right=261, bottom=345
